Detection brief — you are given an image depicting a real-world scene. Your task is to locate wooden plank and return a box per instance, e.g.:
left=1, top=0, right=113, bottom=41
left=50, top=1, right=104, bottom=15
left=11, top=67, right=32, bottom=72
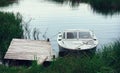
left=4, top=39, right=53, bottom=64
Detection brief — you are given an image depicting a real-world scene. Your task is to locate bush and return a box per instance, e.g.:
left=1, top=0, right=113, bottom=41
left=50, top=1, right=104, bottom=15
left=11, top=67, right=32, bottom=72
left=0, top=12, right=23, bottom=60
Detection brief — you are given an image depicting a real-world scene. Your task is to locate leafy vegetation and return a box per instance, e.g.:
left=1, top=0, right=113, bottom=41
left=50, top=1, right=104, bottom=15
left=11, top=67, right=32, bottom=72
left=0, top=12, right=23, bottom=60
left=0, top=40, right=120, bottom=73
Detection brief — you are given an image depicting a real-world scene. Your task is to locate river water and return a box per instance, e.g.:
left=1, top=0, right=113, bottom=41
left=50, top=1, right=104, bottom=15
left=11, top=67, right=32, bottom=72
left=0, top=0, right=120, bottom=53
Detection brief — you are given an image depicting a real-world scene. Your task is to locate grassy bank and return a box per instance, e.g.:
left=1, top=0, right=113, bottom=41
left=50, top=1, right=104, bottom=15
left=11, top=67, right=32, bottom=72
left=42, top=41, right=120, bottom=73
left=0, top=40, right=120, bottom=73
left=0, top=0, right=17, bottom=7
left=0, top=12, right=23, bottom=60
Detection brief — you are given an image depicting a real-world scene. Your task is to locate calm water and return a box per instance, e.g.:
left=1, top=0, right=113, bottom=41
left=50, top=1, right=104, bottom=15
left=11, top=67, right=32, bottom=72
left=0, top=0, right=120, bottom=53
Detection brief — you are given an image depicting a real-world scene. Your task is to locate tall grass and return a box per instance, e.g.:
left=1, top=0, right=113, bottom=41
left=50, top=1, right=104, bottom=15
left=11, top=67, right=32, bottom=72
left=42, top=53, right=114, bottom=73
left=41, top=40, right=120, bottom=73
left=0, top=40, right=120, bottom=73
left=0, top=12, right=23, bottom=60
left=0, top=65, right=26, bottom=73
left=101, top=40, right=120, bottom=73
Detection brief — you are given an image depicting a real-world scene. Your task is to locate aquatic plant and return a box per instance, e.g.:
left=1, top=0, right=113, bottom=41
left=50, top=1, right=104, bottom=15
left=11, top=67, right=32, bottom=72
left=101, top=40, right=120, bottom=73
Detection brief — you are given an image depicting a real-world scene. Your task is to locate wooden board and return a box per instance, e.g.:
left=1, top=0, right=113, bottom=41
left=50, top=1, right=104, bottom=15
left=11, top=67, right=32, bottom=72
left=4, top=39, right=53, bottom=64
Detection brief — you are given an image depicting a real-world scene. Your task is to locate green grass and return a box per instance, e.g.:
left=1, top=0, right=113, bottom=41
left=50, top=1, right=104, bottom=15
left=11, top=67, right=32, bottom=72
left=0, top=65, right=26, bottom=73
left=0, top=12, right=23, bottom=60
left=43, top=40, right=120, bottom=73
left=0, top=40, right=120, bottom=73
left=101, top=40, right=120, bottom=73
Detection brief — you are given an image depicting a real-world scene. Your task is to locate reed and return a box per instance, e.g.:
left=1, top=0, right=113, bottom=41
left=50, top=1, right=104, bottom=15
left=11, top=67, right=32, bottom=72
left=0, top=65, right=26, bottom=73
left=31, top=40, right=120, bottom=73
left=101, top=40, right=120, bottom=73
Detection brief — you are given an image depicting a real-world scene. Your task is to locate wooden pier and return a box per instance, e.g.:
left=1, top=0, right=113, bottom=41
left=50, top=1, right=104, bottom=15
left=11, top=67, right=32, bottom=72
left=4, top=39, right=54, bottom=64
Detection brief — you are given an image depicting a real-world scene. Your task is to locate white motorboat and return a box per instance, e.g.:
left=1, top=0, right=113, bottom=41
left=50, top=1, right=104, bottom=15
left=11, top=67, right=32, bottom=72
left=57, top=29, right=98, bottom=55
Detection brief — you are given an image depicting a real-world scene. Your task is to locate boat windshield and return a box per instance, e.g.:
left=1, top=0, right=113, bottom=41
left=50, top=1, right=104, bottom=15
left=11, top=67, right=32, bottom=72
left=79, top=32, right=91, bottom=39
left=66, top=32, right=77, bottom=39
left=63, top=32, right=65, bottom=39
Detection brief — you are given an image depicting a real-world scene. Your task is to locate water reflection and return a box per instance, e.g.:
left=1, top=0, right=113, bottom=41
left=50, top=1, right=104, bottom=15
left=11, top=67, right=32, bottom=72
left=50, top=0, right=81, bottom=7
left=49, top=0, right=120, bottom=15
left=0, top=0, right=120, bottom=52
left=90, top=0, right=120, bottom=15
left=22, top=19, right=48, bottom=40
left=22, top=19, right=40, bottom=40
left=0, top=0, right=19, bottom=7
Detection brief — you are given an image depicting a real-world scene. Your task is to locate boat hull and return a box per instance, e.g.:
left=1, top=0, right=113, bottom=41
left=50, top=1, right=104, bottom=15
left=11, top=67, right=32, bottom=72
left=57, top=29, right=98, bottom=57
left=58, top=45, right=97, bottom=57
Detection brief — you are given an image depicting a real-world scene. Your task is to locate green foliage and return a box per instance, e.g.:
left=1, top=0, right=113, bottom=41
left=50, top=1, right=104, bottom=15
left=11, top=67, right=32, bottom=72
left=0, top=12, right=23, bottom=60
left=101, top=40, right=120, bottom=73
left=0, top=40, right=120, bottom=73
left=0, top=65, right=26, bottom=73
left=42, top=54, right=114, bottom=73
left=25, top=61, right=44, bottom=73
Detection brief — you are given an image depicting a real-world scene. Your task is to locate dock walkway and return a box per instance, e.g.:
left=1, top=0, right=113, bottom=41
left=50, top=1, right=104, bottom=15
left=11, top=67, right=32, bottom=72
left=4, top=39, right=54, bottom=64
